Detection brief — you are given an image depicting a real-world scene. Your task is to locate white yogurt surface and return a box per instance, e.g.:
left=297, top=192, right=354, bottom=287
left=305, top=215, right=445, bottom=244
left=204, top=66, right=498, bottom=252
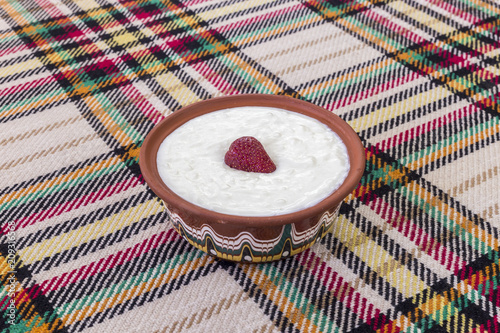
left=156, top=107, right=350, bottom=216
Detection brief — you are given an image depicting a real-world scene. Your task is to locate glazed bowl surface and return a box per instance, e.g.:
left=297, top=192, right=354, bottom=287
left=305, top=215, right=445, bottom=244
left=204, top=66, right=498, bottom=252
left=139, top=94, right=365, bottom=263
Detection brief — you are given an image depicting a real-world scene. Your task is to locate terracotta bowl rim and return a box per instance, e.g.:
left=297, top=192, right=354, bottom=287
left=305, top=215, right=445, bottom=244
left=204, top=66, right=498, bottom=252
left=139, top=94, right=365, bottom=227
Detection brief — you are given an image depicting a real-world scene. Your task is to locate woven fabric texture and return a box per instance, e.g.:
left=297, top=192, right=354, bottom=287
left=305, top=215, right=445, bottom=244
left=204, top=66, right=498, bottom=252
left=1, top=0, right=499, bottom=332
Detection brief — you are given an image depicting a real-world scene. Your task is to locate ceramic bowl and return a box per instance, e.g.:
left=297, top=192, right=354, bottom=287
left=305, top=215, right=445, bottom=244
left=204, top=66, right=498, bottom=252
left=139, top=94, right=365, bottom=263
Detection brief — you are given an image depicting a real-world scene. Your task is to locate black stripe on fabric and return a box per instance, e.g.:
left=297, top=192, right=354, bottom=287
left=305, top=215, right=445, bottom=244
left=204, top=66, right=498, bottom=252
left=2, top=166, right=134, bottom=225
left=387, top=183, right=480, bottom=265
left=394, top=254, right=499, bottom=332
left=0, top=80, right=63, bottom=111
left=143, top=3, right=301, bottom=98
left=322, top=231, right=404, bottom=307
left=73, top=98, right=135, bottom=149
left=0, top=28, right=25, bottom=49
left=272, top=252, right=366, bottom=331
left=311, top=0, right=389, bottom=21
left=95, top=88, right=157, bottom=137
left=362, top=141, right=421, bottom=201
left=0, top=151, right=115, bottom=197
left=209, top=2, right=313, bottom=40
left=423, top=172, right=488, bottom=232
left=0, top=63, right=49, bottom=87
left=303, top=0, right=401, bottom=55
left=359, top=92, right=461, bottom=141
left=137, top=75, right=184, bottom=115
left=0, top=244, right=69, bottom=333
left=26, top=209, right=167, bottom=274
left=45, top=235, right=193, bottom=307
left=308, top=1, right=500, bottom=118
left=400, top=176, right=500, bottom=262
left=341, top=202, right=443, bottom=288
left=67, top=261, right=219, bottom=332
left=454, top=3, right=500, bottom=22
left=417, top=119, right=500, bottom=175
left=0, top=49, right=47, bottom=69
left=220, top=262, right=301, bottom=333
left=383, top=106, right=488, bottom=160
left=395, top=0, right=469, bottom=34
left=190, top=0, right=290, bottom=24
left=0, top=97, right=72, bottom=124
left=299, top=57, right=415, bottom=117
left=17, top=191, right=152, bottom=249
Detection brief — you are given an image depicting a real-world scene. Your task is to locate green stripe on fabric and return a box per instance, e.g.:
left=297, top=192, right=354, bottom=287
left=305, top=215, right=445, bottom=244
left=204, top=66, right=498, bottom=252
left=257, top=263, right=341, bottom=333
left=397, top=183, right=494, bottom=254
left=53, top=247, right=205, bottom=317
left=91, top=92, right=144, bottom=143
left=0, top=88, right=66, bottom=115
left=0, top=159, right=126, bottom=212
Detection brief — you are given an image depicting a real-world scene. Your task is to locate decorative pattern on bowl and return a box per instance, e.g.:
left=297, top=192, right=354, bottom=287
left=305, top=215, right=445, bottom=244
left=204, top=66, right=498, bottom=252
left=165, top=202, right=341, bottom=263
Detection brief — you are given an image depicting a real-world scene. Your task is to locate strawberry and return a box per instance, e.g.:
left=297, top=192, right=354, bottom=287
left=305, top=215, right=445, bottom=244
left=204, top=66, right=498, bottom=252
left=224, top=136, right=276, bottom=173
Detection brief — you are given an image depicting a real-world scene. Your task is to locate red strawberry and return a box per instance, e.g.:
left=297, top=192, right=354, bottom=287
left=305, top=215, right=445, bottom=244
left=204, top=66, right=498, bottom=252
left=224, top=136, right=276, bottom=173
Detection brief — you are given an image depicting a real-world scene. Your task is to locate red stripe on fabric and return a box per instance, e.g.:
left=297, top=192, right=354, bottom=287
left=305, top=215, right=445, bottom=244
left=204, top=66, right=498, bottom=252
left=0, top=75, right=56, bottom=97
left=26, top=229, right=180, bottom=298
left=32, top=0, right=66, bottom=19
left=296, top=249, right=393, bottom=330
left=369, top=197, right=465, bottom=274
left=0, top=296, right=9, bottom=311
left=192, top=61, right=238, bottom=95
left=216, top=3, right=304, bottom=34
left=7, top=175, right=143, bottom=233
left=361, top=4, right=426, bottom=46
left=326, top=71, right=421, bottom=110
left=117, top=78, right=164, bottom=125
left=426, top=1, right=480, bottom=24
left=0, top=44, right=28, bottom=58
left=376, top=104, right=477, bottom=152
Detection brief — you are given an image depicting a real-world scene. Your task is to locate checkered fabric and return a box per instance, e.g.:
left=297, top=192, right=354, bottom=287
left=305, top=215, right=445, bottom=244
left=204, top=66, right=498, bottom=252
left=1, top=0, right=499, bottom=332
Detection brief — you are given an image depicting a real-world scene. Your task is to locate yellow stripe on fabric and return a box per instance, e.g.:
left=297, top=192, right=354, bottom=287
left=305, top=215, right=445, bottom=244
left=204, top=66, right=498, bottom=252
left=406, top=117, right=500, bottom=173
left=419, top=64, right=500, bottom=114
left=335, top=13, right=399, bottom=54
left=156, top=72, right=201, bottom=107
left=224, top=52, right=284, bottom=93
left=349, top=86, right=451, bottom=132
left=18, top=199, right=163, bottom=265
left=72, top=0, right=100, bottom=11
left=241, top=264, right=322, bottom=333
left=333, top=215, right=427, bottom=298
left=197, top=0, right=273, bottom=21
left=59, top=255, right=213, bottom=327
left=468, top=0, right=500, bottom=16
left=387, top=261, right=498, bottom=332
left=81, top=95, right=135, bottom=147
left=389, top=1, right=454, bottom=34
left=0, top=255, right=11, bottom=275
left=0, top=91, right=67, bottom=120
left=0, top=30, right=17, bottom=41
left=0, top=156, right=121, bottom=205
left=233, top=13, right=323, bottom=49
left=0, top=1, right=30, bottom=26
left=113, top=32, right=137, bottom=46
left=299, top=57, right=395, bottom=101
left=407, top=182, right=499, bottom=251
left=0, top=59, right=43, bottom=78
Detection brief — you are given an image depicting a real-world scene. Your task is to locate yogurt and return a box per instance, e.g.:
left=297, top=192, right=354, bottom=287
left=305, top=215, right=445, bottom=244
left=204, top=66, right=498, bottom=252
left=156, top=107, right=350, bottom=216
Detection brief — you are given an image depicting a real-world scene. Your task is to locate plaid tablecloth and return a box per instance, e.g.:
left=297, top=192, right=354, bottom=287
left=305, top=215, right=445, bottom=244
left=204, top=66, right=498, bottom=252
left=1, top=0, right=499, bottom=332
